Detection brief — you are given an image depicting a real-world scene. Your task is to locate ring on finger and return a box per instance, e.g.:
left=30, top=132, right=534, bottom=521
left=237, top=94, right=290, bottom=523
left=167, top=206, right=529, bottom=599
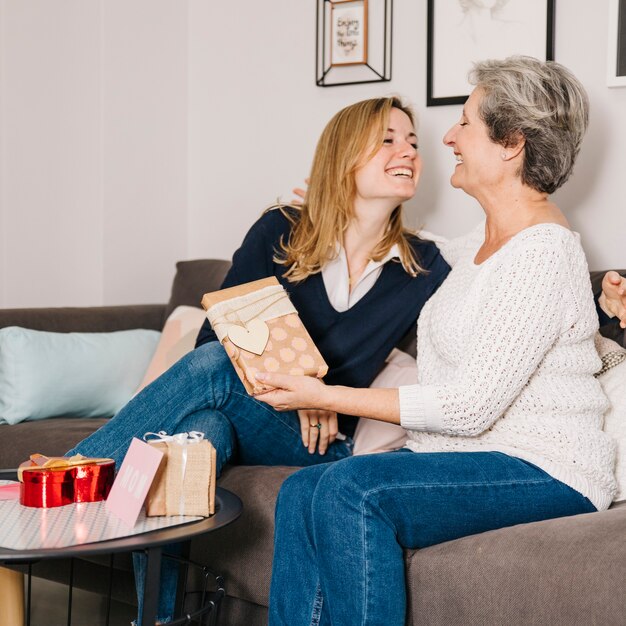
left=310, top=423, right=322, bottom=430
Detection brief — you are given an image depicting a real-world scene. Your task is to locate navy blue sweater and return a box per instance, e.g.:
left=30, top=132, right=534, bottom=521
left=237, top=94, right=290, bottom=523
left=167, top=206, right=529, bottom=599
left=196, top=208, right=450, bottom=436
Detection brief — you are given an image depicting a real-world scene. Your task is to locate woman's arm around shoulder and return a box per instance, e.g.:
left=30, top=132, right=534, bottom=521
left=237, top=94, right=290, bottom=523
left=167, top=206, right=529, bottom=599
left=599, top=271, right=626, bottom=328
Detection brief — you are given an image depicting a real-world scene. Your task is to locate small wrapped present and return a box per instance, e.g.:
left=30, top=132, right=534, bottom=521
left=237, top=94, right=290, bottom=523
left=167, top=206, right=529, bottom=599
left=201, top=277, right=328, bottom=394
left=144, top=432, right=216, bottom=517
left=18, top=453, right=115, bottom=508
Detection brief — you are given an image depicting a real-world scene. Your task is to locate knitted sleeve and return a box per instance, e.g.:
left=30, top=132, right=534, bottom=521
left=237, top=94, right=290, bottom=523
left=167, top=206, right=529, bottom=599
left=400, top=235, right=579, bottom=435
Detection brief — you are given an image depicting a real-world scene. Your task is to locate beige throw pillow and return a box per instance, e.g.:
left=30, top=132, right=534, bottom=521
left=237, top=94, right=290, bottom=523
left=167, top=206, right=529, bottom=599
left=353, top=349, right=413, bottom=455
left=136, top=306, right=207, bottom=393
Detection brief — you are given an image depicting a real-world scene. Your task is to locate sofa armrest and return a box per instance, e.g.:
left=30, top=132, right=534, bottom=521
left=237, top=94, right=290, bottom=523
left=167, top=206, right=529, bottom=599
left=0, top=304, right=166, bottom=333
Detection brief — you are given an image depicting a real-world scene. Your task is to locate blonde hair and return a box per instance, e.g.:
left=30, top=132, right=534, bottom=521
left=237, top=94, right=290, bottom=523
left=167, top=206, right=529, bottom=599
left=276, top=97, right=425, bottom=282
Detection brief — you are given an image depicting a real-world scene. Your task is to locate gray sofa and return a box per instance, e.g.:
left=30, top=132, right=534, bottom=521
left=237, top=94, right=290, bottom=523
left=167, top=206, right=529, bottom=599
left=1, top=260, right=625, bottom=625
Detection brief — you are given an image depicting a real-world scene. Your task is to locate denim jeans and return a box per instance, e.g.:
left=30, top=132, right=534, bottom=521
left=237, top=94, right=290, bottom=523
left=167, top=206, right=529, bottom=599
left=66, top=342, right=353, bottom=624
left=269, top=450, right=596, bottom=626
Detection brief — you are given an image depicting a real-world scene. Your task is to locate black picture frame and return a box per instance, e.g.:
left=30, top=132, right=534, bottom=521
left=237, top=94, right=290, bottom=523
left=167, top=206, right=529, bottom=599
left=427, top=0, right=555, bottom=107
left=607, top=0, right=626, bottom=87
left=316, top=0, right=393, bottom=87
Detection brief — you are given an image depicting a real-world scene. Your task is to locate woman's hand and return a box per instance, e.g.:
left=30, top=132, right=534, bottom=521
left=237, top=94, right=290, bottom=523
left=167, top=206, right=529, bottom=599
left=600, top=271, right=626, bottom=328
left=297, top=409, right=338, bottom=455
left=256, top=372, right=401, bottom=426
left=255, top=372, right=337, bottom=454
left=254, top=372, right=328, bottom=411
left=290, top=178, right=310, bottom=207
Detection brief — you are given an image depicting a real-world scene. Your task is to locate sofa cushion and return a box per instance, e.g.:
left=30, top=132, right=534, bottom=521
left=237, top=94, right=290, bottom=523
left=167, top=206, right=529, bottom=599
left=189, top=463, right=626, bottom=623
left=595, top=336, right=626, bottom=501
left=164, top=259, right=231, bottom=319
left=405, top=501, right=626, bottom=626
left=353, top=348, right=412, bottom=455
left=0, top=327, right=159, bottom=425
left=191, top=465, right=298, bottom=608
left=136, top=306, right=206, bottom=392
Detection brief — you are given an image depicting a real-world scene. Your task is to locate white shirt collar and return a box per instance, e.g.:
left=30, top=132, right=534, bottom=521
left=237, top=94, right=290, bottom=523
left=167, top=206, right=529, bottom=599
left=321, top=244, right=401, bottom=312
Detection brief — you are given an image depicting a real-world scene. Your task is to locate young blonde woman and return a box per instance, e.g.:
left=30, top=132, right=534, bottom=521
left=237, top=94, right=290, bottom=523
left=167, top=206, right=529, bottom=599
left=69, top=96, right=448, bottom=473
left=67, top=96, right=450, bottom=624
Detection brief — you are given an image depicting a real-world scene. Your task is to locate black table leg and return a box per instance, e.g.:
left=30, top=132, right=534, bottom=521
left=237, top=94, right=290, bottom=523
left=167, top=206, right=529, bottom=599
left=141, top=546, right=162, bottom=626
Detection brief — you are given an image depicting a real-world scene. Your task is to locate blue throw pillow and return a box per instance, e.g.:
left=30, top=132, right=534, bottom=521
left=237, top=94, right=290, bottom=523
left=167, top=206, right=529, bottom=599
left=0, top=327, right=160, bottom=425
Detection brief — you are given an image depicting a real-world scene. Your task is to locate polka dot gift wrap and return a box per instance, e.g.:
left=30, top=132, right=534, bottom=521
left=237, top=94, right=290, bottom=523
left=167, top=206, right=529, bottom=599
left=202, top=277, right=328, bottom=395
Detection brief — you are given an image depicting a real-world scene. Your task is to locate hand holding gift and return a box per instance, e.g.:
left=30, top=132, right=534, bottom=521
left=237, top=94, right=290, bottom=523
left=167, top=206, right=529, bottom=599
left=254, top=371, right=329, bottom=412
left=202, top=277, right=328, bottom=395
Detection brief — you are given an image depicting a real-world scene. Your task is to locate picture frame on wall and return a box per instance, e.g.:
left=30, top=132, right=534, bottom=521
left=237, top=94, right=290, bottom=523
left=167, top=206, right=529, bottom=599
left=427, top=0, right=555, bottom=106
left=331, top=0, right=368, bottom=66
left=316, top=0, right=392, bottom=87
left=607, top=0, right=626, bottom=87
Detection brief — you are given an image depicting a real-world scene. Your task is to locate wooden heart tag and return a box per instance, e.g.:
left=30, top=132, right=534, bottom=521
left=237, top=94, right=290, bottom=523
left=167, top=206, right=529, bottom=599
left=227, top=319, right=270, bottom=355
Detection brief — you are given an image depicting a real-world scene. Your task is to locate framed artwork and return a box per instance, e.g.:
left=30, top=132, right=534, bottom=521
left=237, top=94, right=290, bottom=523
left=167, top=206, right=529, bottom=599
left=607, top=0, right=626, bottom=87
left=316, top=0, right=392, bottom=87
left=331, top=0, right=368, bottom=66
left=427, top=0, right=555, bottom=106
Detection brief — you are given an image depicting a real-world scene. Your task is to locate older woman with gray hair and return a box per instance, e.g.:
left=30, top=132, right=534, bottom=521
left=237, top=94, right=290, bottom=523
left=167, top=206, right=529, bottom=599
left=258, top=56, right=618, bottom=626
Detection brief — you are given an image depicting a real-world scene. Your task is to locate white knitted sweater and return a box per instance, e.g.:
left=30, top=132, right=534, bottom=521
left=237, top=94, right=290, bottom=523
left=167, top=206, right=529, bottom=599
left=399, top=223, right=617, bottom=510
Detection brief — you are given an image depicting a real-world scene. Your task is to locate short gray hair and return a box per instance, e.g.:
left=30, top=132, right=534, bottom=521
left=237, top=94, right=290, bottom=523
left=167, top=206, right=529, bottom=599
left=469, top=56, right=589, bottom=194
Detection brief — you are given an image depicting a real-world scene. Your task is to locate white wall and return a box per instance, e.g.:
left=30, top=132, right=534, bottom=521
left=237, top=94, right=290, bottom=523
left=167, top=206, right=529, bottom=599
left=1, top=0, right=625, bottom=308
left=0, top=0, right=187, bottom=307
left=189, top=0, right=626, bottom=269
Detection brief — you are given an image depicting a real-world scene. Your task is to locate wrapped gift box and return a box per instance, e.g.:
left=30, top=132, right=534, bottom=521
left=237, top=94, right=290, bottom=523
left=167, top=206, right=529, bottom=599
left=18, top=454, right=114, bottom=508
left=145, top=432, right=216, bottom=517
left=202, top=277, right=328, bottom=394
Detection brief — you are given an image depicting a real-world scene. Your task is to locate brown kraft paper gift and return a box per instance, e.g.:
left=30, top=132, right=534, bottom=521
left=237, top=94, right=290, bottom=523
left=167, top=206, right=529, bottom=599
left=145, top=434, right=217, bottom=517
left=201, top=277, right=328, bottom=394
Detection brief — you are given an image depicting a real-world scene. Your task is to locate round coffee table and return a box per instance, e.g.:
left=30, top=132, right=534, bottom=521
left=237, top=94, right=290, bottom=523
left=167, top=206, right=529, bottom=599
left=0, top=485, right=242, bottom=626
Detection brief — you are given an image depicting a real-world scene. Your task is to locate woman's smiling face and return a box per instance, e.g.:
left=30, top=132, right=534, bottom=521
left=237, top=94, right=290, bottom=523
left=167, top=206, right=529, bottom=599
left=442, top=87, right=505, bottom=197
left=353, top=107, right=422, bottom=206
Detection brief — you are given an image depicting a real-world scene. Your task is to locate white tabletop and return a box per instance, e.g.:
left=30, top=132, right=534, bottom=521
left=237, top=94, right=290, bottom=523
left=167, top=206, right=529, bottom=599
left=0, top=480, right=201, bottom=551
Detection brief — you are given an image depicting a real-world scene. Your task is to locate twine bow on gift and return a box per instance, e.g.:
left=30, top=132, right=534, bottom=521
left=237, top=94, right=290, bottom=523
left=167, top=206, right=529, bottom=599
left=206, top=285, right=295, bottom=355
left=144, top=431, right=205, bottom=516
left=143, top=431, right=205, bottom=445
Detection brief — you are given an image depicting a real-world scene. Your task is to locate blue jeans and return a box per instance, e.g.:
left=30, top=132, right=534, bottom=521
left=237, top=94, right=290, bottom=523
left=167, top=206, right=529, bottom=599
left=269, top=450, right=596, bottom=626
left=66, top=342, right=353, bottom=624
